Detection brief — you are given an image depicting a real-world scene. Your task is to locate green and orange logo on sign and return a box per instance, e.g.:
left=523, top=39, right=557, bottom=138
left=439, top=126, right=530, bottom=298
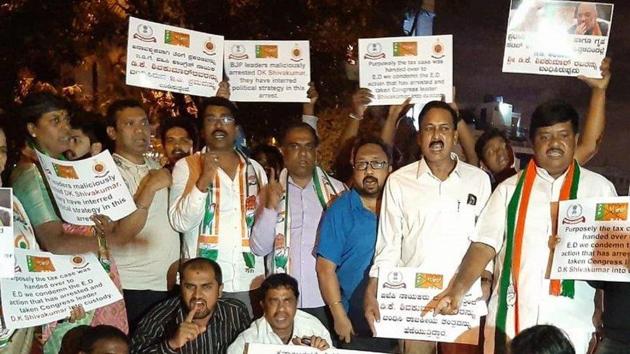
left=393, top=42, right=417, bottom=57
left=255, top=45, right=278, bottom=58
left=595, top=203, right=628, bottom=221
left=164, top=30, right=190, bottom=47
left=27, top=256, right=56, bottom=272
left=415, top=273, right=443, bottom=289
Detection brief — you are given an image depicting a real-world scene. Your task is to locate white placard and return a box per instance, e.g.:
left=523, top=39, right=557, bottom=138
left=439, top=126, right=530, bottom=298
left=126, top=16, right=224, bottom=96
left=551, top=197, right=630, bottom=281
left=35, top=150, right=136, bottom=225
left=358, top=35, right=452, bottom=106
left=374, top=267, right=486, bottom=345
left=247, top=343, right=385, bottom=354
left=225, top=40, right=310, bottom=102
left=0, top=188, right=13, bottom=278
left=502, top=1, right=613, bottom=77
left=0, top=249, right=123, bottom=329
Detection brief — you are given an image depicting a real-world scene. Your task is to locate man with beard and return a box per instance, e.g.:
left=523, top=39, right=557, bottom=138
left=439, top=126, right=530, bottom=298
left=131, top=258, right=250, bottom=354
left=432, top=101, right=617, bottom=354
left=227, top=274, right=332, bottom=354
left=316, top=138, right=396, bottom=352
left=364, top=101, right=491, bottom=354
left=251, top=122, right=345, bottom=328
left=169, top=97, right=267, bottom=318
left=160, top=117, right=198, bottom=171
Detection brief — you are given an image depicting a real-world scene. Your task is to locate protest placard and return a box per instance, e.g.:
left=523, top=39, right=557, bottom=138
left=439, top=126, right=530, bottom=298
left=503, top=1, right=613, bottom=77
left=247, top=343, right=385, bottom=354
left=224, top=40, right=310, bottom=102
left=35, top=150, right=136, bottom=226
left=374, top=267, right=486, bottom=345
left=126, top=16, right=224, bottom=96
left=358, top=35, right=452, bottom=106
left=0, top=188, right=13, bottom=278
left=551, top=197, right=630, bottom=282
left=0, top=248, right=123, bottom=329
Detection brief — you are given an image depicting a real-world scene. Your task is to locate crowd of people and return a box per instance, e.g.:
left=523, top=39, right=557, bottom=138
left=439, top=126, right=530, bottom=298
left=0, top=56, right=622, bottom=354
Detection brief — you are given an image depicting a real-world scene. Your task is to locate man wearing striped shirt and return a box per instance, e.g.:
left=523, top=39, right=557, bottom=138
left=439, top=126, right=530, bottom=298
left=131, top=258, right=250, bottom=354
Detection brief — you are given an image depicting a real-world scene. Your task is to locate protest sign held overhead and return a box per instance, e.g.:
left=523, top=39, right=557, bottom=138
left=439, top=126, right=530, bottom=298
left=551, top=197, right=630, bottom=282
left=35, top=150, right=136, bottom=226
left=126, top=16, right=224, bottom=96
left=225, top=40, right=311, bottom=102
left=359, top=35, right=452, bottom=106
left=503, top=1, right=613, bottom=77
left=0, top=248, right=123, bottom=329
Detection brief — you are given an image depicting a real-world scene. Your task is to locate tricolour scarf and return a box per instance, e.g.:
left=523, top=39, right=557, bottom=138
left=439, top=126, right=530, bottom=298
left=271, top=167, right=344, bottom=273
left=183, top=149, right=261, bottom=269
left=494, top=159, right=580, bottom=352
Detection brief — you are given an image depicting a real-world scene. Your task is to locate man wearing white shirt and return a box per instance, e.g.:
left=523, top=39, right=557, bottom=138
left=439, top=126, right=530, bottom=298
left=169, top=96, right=267, bottom=318
left=434, top=100, right=617, bottom=354
left=364, top=101, right=491, bottom=354
left=227, top=274, right=332, bottom=354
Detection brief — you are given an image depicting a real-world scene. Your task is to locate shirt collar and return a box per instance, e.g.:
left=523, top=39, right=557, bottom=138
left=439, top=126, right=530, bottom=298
left=416, top=152, right=462, bottom=180
left=112, top=152, right=148, bottom=167
left=534, top=162, right=571, bottom=184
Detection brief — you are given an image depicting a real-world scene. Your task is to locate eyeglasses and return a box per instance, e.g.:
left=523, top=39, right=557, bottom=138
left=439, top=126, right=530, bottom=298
left=354, top=161, right=388, bottom=170
left=204, top=115, right=235, bottom=125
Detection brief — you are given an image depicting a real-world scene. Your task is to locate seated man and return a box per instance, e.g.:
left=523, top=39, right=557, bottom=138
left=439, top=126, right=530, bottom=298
left=227, top=274, right=332, bottom=354
left=131, top=258, right=250, bottom=354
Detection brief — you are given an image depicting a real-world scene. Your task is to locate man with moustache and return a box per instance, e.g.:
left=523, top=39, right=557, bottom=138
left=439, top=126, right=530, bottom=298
left=432, top=101, right=617, bottom=354
left=316, top=138, right=396, bottom=352
left=251, top=122, right=345, bottom=328
left=169, top=97, right=267, bottom=318
left=131, top=258, right=250, bottom=354
left=105, top=99, right=180, bottom=330
left=364, top=101, right=491, bottom=354
left=227, top=274, right=332, bottom=354
left=160, top=117, right=198, bottom=171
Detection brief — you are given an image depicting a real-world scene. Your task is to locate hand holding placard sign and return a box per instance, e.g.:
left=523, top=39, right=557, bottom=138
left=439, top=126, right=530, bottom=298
left=35, top=150, right=136, bottom=226
left=374, top=267, right=486, bottom=345
left=502, top=1, right=613, bottom=77
left=551, top=197, right=630, bottom=282
left=0, top=248, right=122, bottom=329
left=126, top=16, right=224, bottom=96
left=225, top=40, right=311, bottom=102
left=359, top=35, right=452, bottom=106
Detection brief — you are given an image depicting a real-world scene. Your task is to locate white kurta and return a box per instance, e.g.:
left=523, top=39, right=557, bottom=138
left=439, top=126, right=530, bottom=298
left=169, top=153, right=267, bottom=293
left=370, top=154, right=492, bottom=277
left=472, top=165, right=617, bottom=353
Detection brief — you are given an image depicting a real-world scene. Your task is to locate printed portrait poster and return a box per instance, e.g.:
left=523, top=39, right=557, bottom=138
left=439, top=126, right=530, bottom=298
left=503, top=1, right=613, bottom=77
left=359, top=35, right=453, bottom=106
left=551, top=197, right=630, bottom=282
left=126, top=16, right=224, bottom=96
left=225, top=40, right=311, bottom=102
left=35, top=150, right=136, bottom=226
left=0, top=188, right=13, bottom=278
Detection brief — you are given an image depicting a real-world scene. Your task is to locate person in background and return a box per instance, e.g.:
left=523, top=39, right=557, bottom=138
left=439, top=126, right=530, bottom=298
left=160, top=116, right=198, bottom=171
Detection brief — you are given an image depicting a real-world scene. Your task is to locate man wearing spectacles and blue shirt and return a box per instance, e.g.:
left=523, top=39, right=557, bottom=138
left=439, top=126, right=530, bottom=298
left=316, top=137, right=396, bottom=352
left=363, top=101, right=491, bottom=354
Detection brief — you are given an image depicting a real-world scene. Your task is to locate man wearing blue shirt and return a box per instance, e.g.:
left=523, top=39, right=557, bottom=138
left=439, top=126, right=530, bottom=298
left=316, top=137, right=394, bottom=351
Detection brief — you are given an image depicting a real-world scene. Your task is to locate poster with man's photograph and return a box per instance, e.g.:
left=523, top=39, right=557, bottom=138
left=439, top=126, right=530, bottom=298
left=0, top=188, right=13, bottom=279
left=503, top=1, right=613, bottom=77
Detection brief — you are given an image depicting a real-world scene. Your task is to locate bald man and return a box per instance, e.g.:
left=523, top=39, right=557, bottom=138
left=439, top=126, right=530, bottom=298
left=569, top=3, right=609, bottom=36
